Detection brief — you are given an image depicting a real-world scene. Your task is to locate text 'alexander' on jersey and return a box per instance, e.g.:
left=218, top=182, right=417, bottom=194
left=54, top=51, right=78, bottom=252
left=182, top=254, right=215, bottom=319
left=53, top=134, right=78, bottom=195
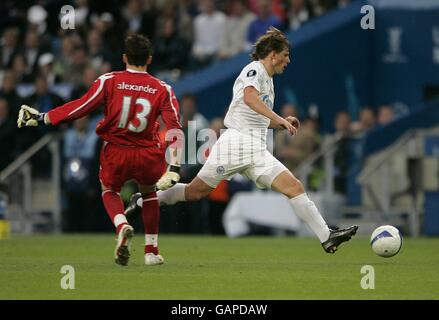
left=117, top=82, right=158, bottom=94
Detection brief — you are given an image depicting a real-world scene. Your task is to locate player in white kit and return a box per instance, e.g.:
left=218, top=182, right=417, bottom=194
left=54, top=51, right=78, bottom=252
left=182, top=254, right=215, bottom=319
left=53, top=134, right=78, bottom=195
left=127, top=27, right=358, bottom=253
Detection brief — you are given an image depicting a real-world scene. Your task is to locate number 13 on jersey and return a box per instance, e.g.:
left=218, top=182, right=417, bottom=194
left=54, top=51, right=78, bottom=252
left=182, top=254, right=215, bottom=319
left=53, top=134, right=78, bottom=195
left=118, top=96, right=152, bottom=133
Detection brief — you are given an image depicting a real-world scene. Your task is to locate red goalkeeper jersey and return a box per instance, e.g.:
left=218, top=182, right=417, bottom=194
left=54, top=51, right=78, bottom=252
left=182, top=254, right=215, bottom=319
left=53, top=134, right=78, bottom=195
left=48, top=69, right=181, bottom=147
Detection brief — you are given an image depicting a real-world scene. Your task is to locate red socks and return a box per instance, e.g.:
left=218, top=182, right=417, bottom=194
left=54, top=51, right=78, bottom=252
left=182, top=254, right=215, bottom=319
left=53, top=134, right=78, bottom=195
left=102, top=190, right=160, bottom=254
left=102, top=190, right=127, bottom=234
left=142, top=192, right=160, bottom=255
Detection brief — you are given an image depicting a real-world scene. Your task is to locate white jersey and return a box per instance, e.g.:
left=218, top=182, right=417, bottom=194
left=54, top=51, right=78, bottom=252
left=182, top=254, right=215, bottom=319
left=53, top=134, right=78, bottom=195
left=223, top=60, right=274, bottom=144
left=198, top=61, right=287, bottom=189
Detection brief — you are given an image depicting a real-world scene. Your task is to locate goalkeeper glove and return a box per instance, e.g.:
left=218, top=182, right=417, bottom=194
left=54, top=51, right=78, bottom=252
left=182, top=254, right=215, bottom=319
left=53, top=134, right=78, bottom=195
left=17, top=105, right=47, bottom=128
left=156, top=164, right=181, bottom=191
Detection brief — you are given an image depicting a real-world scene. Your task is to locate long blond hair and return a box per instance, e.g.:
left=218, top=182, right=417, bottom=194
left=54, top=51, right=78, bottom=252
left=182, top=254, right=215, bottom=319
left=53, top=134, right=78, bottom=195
left=251, top=27, right=290, bottom=61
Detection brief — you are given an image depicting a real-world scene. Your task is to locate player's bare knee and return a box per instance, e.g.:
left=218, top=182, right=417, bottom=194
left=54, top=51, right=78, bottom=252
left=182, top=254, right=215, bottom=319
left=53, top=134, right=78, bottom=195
left=295, top=178, right=305, bottom=193
left=185, top=177, right=213, bottom=201
left=186, top=188, right=206, bottom=201
left=189, top=193, right=202, bottom=201
left=185, top=184, right=211, bottom=201
left=284, top=178, right=305, bottom=198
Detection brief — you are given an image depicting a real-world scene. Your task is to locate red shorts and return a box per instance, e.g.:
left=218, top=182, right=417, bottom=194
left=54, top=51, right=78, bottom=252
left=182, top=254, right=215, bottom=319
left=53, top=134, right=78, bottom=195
left=99, top=142, right=167, bottom=192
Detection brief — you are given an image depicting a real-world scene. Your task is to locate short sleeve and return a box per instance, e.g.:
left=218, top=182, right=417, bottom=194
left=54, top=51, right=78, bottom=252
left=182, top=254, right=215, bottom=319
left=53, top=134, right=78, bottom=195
left=241, top=65, right=262, bottom=93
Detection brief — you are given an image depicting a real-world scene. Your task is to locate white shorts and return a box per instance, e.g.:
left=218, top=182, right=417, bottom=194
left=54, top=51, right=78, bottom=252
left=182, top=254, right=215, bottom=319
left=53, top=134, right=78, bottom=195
left=197, top=129, right=288, bottom=189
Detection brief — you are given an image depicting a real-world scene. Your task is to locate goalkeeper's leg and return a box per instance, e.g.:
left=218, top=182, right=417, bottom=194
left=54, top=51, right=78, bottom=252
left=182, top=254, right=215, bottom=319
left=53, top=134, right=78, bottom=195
left=101, top=188, right=134, bottom=265
left=139, top=185, right=164, bottom=265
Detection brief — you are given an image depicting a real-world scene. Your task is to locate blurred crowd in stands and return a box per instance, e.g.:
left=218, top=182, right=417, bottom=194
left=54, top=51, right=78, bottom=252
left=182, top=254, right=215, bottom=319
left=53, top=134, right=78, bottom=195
left=1, top=0, right=403, bottom=235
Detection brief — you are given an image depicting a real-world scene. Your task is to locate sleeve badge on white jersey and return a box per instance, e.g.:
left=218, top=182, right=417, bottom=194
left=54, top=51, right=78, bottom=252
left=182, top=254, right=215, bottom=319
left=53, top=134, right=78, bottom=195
left=247, top=69, right=257, bottom=77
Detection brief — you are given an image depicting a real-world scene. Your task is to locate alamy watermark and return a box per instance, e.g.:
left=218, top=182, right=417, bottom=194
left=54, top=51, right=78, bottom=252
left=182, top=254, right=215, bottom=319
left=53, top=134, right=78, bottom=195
left=60, top=265, right=75, bottom=290
left=360, top=5, right=375, bottom=30
left=164, top=121, right=276, bottom=168
left=60, top=5, right=75, bottom=30
left=360, top=265, right=375, bottom=290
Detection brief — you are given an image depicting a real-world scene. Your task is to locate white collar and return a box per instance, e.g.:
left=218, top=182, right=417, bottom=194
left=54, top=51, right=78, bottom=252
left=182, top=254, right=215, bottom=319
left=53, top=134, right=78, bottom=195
left=126, top=68, right=148, bottom=74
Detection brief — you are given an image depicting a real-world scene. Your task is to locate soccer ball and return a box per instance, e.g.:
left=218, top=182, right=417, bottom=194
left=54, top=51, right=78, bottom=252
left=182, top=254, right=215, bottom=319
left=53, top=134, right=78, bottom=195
left=370, top=225, right=402, bottom=257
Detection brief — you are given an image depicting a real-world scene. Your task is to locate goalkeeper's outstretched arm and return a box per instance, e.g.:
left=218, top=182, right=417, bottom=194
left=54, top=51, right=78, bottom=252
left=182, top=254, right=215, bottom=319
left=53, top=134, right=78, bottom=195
left=17, top=104, right=51, bottom=128
left=17, top=74, right=111, bottom=129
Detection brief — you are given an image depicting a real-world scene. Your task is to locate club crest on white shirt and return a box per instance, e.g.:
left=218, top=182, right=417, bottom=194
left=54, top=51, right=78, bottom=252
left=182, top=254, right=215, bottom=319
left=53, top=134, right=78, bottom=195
left=247, top=69, right=257, bottom=77
left=216, top=166, right=225, bottom=174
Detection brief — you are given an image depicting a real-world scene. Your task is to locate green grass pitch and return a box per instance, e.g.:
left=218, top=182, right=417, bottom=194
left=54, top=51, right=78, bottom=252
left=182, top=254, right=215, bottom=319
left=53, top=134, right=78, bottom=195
left=0, top=235, right=438, bottom=299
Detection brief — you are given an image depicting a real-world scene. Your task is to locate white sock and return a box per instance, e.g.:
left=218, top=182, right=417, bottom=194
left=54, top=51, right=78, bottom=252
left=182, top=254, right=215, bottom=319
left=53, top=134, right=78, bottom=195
left=113, top=214, right=128, bottom=229
left=157, top=183, right=187, bottom=205
left=289, top=193, right=330, bottom=242
left=145, top=234, right=158, bottom=247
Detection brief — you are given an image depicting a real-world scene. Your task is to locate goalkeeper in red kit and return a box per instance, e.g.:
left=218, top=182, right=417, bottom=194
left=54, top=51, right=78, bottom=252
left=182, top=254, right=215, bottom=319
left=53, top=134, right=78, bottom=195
left=17, top=34, right=183, bottom=266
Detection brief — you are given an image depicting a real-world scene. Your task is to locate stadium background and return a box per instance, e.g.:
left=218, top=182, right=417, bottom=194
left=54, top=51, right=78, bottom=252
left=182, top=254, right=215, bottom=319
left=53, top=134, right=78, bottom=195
left=0, top=0, right=438, bottom=239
